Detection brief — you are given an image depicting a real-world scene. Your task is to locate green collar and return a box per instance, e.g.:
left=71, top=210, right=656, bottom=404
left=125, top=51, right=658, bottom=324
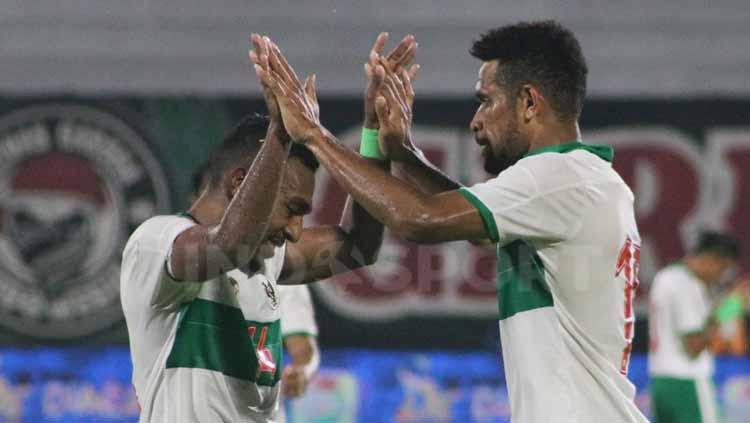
left=524, top=141, right=614, bottom=162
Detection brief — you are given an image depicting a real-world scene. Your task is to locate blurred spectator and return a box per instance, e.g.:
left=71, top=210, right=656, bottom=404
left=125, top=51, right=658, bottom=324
left=649, top=231, right=744, bottom=422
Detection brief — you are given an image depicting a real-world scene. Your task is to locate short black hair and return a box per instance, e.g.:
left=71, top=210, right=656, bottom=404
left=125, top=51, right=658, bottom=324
left=470, top=20, right=588, bottom=121
left=290, top=143, right=319, bottom=174
left=205, top=114, right=318, bottom=190
left=693, top=231, right=740, bottom=259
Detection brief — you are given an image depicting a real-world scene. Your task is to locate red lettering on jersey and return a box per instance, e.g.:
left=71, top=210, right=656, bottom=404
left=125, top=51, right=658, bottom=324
left=248, top=325, right=276, bottom=374
left=616, top=236, right=641, bottom=375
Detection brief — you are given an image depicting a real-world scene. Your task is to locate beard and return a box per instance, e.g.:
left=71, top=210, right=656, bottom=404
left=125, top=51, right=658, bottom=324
left=256, top=241, right=277, bottom=259
left=483, top=118, right=524, bottom=175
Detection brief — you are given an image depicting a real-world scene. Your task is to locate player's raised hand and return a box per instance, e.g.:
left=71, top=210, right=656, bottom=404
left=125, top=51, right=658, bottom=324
left=249, top=34, right=283, bottom=124
left=374, top=63, right=418, bottom=161
left=251, top=35, right=321, bottom=144
left=364, top=33, right=419, bottom=129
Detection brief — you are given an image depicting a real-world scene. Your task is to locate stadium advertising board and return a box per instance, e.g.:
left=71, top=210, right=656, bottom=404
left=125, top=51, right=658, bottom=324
left=0, top=98, right=748, bottom=347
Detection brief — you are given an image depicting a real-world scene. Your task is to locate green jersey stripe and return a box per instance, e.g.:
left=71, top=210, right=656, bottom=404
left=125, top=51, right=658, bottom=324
left=458, top=187, right=500, bottom=243
left=166, top=298, right=282, bottom=385
left=497, top=240, right=553, bottom=320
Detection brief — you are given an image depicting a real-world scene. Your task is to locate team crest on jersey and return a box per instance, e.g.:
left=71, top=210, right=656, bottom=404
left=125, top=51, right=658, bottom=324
left=261, top=279, right=279, bottom=309
left=0, top=103, right=171, bottom=340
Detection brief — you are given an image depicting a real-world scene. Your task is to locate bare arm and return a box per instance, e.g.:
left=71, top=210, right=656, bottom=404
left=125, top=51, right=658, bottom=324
left=252, top=36, right=488, bottom=245
left=307, top=130, right=485, bottom=243
left=170, top=35, right=291, bottom=282
left=682, top=286, right=743, bottom=358
left=169, top=124, right=290, bottom=282
left=391, top=146, right=462, bottom=194
left=682, top=322, right=717, bottom=359
left=280, top=159, right=389, bottom=285
left=282, top=335, right=320, bottom=398
left=361, top=34, right=460, bottom=195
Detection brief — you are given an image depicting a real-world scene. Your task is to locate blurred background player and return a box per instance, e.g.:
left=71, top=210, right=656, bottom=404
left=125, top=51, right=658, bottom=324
left=279, top=284, right=320, bottom=399
left=649, top=231, right=747, bottom=423
left=191, top=162, right=321, bottom=402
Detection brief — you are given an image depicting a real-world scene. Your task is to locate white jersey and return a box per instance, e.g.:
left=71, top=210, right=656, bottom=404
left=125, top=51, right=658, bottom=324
left=121, top=215, right=285, bottom=423
left=648, top=264, right=713, bottom=378
left=459, top=142, right=647, bottom=423
left=279, top=285, right=318, bottom=338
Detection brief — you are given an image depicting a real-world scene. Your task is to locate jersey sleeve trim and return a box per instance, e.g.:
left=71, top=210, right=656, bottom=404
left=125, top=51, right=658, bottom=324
left=282, top=331, right=318, bottom=339
left=458, top=187, right=499, bottom=243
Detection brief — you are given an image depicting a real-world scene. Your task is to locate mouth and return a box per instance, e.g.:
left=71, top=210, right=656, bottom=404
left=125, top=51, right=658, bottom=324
left=476, top=140, right=490, bottom=156
left=475, top=136, right=490, bottom=148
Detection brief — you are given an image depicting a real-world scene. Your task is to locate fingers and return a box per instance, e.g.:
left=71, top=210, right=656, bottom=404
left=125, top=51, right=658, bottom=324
left=374, top=95, right=390, bottom=127
left=266, top=37, right=304, bottom=91
left=254, top=64, right=284, bottom=97
left=304, top=73, right=319, bottom=117
left=401, top=67, right=416, bottom=106
left=381, top=70, right=409, bottom=116
left=407, top=63, right=420, bottom=83
left=386, top=34, right=416, bottom=70
left=310, top=73, right=318, bottom=105
left=250, top=33, right=270, bottom=70
left=373, top=63, right=385, bottom=87
left=393, top=41, right=417, bottom=73
left=387, top=69, right=407, bottom=100
left=370, top=32, right=389, bottom=58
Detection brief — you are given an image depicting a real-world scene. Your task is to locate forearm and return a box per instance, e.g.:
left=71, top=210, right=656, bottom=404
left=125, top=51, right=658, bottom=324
left=281, top=195, right=386, bottom=284
left=306, top=128, right=435, bottom=240
left=214, top=123, right=290, bottom=261
left=338, top=157, right=389, bottom=265
left=286, top=335, right=320, bottom=378
left=682, top=319, right=717, bottom=358
left=392, top=145, right=462, bottom=194
left=295, top=340, right=320, bottom=379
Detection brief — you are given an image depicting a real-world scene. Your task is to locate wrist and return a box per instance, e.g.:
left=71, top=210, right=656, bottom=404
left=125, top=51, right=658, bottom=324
left=360, top=127, right=386, bottom=160
left=303, top=125, right=332, bottom=149
left=392, top=142, right=422, bottom=165
left=364, top=117, right=379, bottom=130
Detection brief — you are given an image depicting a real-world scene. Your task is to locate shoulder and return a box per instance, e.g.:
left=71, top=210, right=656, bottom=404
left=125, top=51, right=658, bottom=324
left=124, top=215, right=196, bottom=255
left=652, top=264, right=690, bottom=296
left=519, top=150, right=618, bottom=189
left=279, top=284, right=312, bottom=302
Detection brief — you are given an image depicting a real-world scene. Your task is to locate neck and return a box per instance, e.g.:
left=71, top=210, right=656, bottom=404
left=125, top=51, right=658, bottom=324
left=188, top=189, right=228, bottom=226
left=527, top=120, right=581, bottom=152
left=683, top=256, right=712, bottom=286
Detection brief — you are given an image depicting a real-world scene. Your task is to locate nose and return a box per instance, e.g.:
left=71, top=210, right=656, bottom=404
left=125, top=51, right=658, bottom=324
left=283, top=215, right=304, bottom=243
left=470, top=112, right=482, bottom=134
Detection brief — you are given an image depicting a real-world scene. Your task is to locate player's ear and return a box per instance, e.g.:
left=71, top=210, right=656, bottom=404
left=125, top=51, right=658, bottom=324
left=518, top=84, right=542, bottom=122
left=227, top=168, right=247, bottom=198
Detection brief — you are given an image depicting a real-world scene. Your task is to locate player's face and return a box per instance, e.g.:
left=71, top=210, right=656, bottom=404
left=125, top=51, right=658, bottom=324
left=705, top=254, right=737, bottom=285
left=257, top=157, right=315, bottom=259
left=470, top=61, right=528, bottom=174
